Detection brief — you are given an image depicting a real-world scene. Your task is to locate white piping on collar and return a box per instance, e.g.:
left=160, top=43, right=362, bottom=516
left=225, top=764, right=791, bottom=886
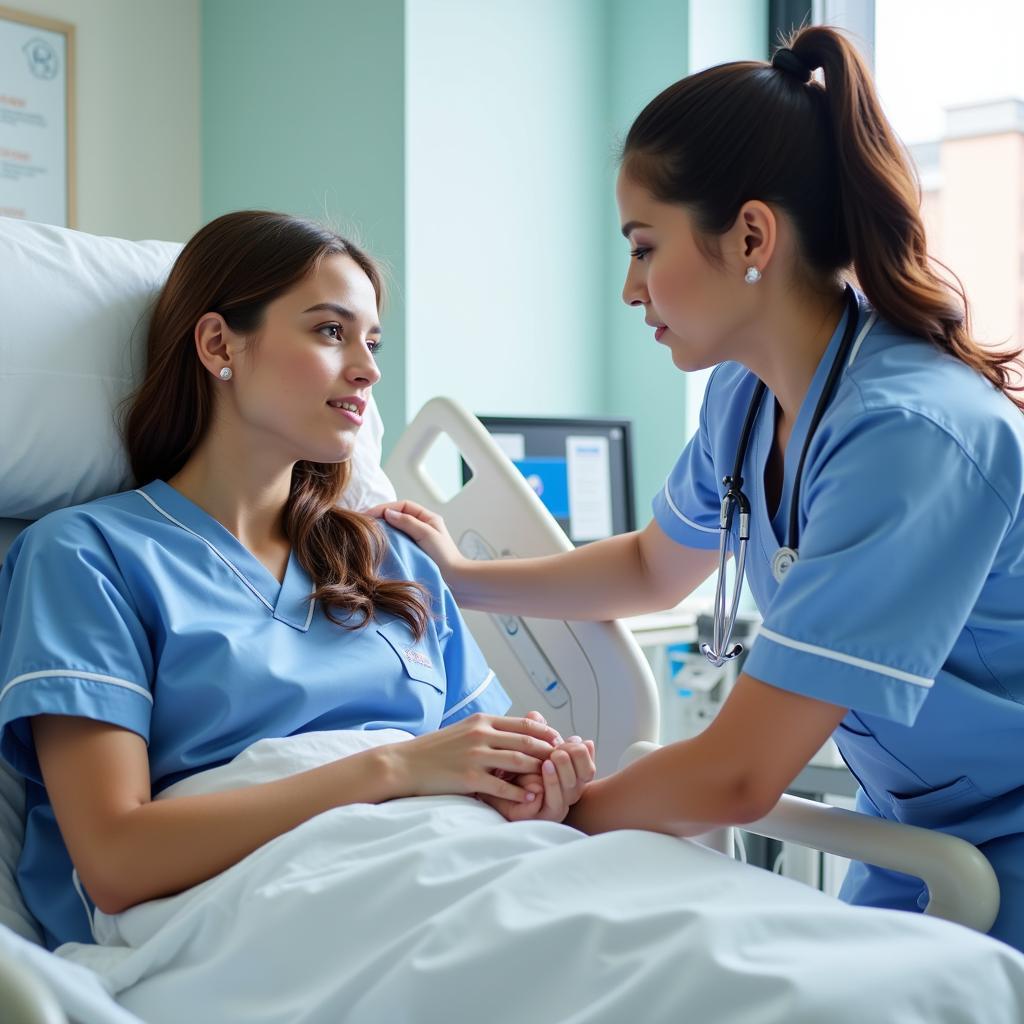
left=845, top=311, right=879, bottom=368
left=134, top=489, right=274, bottom=612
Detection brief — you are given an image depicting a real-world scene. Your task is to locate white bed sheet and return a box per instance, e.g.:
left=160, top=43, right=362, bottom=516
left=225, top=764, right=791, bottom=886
left=9, top=730, right=1024, bottom=1024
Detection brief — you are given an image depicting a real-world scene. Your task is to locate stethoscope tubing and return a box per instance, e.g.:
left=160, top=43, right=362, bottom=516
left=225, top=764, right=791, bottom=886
left=701, top=285, right=861, bottom=667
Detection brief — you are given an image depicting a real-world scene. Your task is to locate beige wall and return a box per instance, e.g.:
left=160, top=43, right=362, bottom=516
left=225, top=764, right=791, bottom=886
left=8, top=0, right=200, bottom=241
left=933, top=132, right=1024, bottom=348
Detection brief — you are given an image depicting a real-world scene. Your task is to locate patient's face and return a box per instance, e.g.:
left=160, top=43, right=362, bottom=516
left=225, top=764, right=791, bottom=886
left=231, top=254, right=382, bottom=466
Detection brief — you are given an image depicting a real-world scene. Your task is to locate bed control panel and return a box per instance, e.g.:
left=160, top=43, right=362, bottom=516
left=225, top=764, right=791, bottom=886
left=458, top=530, right=569, bottom=709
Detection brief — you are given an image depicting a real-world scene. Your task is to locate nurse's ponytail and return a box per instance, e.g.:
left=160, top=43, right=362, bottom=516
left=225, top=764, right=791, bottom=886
left=124, top=211, right=431, bottom=638
left=623, top=25, right=1024, bottom=411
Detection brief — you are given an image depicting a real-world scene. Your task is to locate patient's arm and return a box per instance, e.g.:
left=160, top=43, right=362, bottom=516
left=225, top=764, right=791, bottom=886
left=564, top=674, right=848, bottom=837
left=33, top=711, right=561, bottom=915
left=368, top=501, right=718, bottom=620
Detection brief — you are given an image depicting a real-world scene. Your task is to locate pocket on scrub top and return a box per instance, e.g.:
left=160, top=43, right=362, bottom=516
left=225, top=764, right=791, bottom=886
left=377, top=621, right=444, bottom=692
left=886, top=776, right=984, bottom=830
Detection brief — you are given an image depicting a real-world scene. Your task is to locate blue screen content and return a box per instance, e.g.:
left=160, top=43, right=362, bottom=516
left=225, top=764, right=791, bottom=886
left=513, top=457, right=570, bottom=519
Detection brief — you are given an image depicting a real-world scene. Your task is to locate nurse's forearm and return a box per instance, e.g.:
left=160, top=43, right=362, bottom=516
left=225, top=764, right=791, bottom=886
left=564, top=676, right=848, bottom=837
left=87, top=746, right=400, bottom=916
left=564, top=735, right=769, bottom=837
left=450, top=532, right=668, bottom=620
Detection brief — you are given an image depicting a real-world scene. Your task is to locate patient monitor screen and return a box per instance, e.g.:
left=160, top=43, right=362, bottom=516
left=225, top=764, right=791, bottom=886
left=469, top=416, right=635, bottom=545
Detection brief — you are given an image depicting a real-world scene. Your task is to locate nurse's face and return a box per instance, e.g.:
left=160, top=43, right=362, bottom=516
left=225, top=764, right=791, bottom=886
left=230, top=253, right=382, bottom=465
left=617, top=169, right=756, bottom=372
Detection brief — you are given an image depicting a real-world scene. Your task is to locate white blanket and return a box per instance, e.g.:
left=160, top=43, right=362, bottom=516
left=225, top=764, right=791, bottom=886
left=45, top=730, right=1024, bottom=1024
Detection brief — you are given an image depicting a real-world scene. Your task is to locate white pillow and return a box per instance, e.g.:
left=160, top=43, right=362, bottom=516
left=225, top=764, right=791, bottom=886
left=0, top=216, right=396, bottom=520
left=0, top=216, right=398, bottom=945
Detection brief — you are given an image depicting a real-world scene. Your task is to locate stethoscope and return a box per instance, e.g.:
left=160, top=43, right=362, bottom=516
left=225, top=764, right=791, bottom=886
left=701, top=284, right=864, bottom=667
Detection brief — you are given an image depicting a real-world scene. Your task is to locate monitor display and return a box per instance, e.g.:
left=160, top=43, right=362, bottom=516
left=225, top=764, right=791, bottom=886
left=466, top=416, right=635, bottom=544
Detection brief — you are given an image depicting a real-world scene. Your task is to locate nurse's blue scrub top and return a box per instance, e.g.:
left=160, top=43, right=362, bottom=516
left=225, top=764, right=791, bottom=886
left=654, top=295, right=1024, bottom=950
left=0, top=480, right=510, bottom=950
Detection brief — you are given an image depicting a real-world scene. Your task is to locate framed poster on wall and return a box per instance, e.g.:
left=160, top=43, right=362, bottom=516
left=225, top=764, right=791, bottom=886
left=0, top=5, right=75, bottom=226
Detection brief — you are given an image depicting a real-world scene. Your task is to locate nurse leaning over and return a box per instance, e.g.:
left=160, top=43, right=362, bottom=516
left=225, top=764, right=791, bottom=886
left=373, top=25, right=1024, bottom=953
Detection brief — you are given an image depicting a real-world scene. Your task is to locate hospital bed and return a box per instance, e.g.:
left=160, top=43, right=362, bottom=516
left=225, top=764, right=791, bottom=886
left=0, top=217, right=1021, bottom=1024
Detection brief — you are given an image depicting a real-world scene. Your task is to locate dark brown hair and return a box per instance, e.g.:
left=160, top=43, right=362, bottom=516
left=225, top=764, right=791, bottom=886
left=622, top=24, right=1024, bottom=411
left=123, top=210, right=430, bottom=636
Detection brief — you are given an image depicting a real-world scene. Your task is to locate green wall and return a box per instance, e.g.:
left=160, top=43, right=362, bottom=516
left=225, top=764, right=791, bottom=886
left=600, top=0, right=691, bottom=527
left=202, top=0, right=408, bottom=438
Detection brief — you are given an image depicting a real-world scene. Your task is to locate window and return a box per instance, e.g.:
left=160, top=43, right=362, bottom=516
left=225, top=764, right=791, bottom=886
left=874, top=0, right=1024, bottom=349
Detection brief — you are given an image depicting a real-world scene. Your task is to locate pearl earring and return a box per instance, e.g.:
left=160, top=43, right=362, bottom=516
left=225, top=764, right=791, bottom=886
left=744, top=266, right=762, bottom=284
left=219, top=367, right=233, bottom=380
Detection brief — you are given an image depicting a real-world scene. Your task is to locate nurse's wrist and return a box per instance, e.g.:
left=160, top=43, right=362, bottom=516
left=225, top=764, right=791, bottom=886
left=446, top=556, right=483, bottom=605
left=563, top=779, right=607, bottom=835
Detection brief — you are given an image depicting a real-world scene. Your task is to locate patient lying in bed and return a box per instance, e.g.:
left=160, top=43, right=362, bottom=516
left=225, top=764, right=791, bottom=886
left=0, top=210, right=595, bottom=953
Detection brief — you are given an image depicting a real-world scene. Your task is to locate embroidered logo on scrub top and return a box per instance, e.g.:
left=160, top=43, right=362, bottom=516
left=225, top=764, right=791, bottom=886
left=404, top=647, right=433, bottom=669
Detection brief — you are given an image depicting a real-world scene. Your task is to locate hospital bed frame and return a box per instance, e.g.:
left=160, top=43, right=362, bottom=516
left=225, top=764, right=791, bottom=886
left=0, top=397, right=1001, bottom=1024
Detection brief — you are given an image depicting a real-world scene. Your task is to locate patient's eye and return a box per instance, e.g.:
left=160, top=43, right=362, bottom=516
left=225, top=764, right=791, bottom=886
left=319, top=322, right=382, bottom=355
left=630, top=246, right=652, bottom=262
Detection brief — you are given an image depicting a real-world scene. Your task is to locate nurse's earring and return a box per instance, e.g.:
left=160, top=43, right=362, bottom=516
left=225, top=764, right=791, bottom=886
left=744, top=266, right=762, bottom=284
left=218, top=367, right=233, bottom=381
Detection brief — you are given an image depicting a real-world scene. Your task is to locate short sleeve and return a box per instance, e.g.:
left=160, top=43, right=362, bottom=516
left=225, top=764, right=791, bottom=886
left=743, top=409, right=1011, bottom=725
left=436, top=586, right=511, bottom=726
left=0, top=511, right=154, bottom=782
left=652, top=373, right=723, bottom=550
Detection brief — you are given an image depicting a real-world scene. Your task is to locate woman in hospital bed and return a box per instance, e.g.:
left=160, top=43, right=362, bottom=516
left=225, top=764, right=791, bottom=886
left=0, top=208, right=596, bottom=953
left=374, top=23, right=1024, bottom=956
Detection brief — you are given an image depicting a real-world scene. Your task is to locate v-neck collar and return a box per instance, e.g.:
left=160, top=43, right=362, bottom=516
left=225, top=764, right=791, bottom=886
left=754, top=298, right=859, bottom=553
left=137, top=479, right=315, bottom=631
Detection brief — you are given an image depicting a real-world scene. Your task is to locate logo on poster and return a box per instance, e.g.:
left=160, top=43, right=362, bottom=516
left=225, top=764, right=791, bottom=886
left=22, top=38, right=59, bottom=80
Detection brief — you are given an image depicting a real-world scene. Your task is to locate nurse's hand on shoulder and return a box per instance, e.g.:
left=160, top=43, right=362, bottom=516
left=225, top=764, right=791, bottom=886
left=386, top=711, right=562, bottom=804
left=365, top=499, right=466, bottom=578
left=481, top=711, right=597, bottom=823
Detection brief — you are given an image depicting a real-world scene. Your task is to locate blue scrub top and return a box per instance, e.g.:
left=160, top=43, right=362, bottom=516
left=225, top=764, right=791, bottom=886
left=654, top=295, right=1024, bottom=947
left=0, top=479, right=510, bottom=950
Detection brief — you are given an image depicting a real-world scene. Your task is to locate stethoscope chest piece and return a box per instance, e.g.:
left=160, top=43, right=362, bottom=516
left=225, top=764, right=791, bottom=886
left=771, top=545, right=798, bottom=584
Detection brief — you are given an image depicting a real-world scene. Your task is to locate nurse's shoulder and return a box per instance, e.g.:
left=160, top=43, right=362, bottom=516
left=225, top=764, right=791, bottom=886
left=842, top=316, right=1024, bottom=511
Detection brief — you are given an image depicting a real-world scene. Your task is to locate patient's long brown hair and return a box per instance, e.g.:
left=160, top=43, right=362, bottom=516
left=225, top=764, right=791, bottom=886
left=123, top=210, right=429, bottom=636
left=623, top=25, right=1024, bottom=410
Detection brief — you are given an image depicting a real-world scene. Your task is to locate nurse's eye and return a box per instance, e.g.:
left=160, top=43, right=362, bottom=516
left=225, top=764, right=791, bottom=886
left=367, top=339, right=383, bottom=354
left=318, top=323, right=343, bottom=341
left=630, top=246, right=652, bottom=262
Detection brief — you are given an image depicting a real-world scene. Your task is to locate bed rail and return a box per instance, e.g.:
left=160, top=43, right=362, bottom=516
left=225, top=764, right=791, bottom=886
left=620, top=740, right=1000, bottom=933
left=0, top=951, right=67, bottom=1024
